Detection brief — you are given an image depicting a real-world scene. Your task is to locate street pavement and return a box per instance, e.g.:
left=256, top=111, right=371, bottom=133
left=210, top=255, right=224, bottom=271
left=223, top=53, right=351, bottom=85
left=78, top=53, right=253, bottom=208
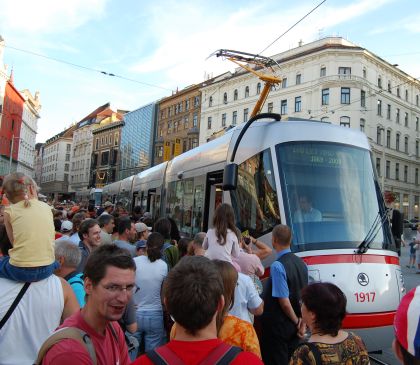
left=368, top=228, right=419, bottom=364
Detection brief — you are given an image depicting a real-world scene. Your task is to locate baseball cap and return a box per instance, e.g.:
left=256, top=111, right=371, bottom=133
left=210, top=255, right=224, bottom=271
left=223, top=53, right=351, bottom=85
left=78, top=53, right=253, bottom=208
left=104, top=201, right=114, bottom=208
left=394, top=286, right=420, bottom=358
left=135, top=222, right=152, bottom=233
left=61, top=220, right=73, bottom=232
left=136, top=240, right=147, bottom=250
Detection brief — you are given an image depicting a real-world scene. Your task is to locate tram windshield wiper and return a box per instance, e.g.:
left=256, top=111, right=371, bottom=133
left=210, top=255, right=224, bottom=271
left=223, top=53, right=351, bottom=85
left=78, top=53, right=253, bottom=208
left=357, top=210, right=388, bottom=254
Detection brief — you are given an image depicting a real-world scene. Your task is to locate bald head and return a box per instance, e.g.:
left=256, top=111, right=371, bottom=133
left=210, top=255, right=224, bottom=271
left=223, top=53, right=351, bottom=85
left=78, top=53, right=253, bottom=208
left=272, top=224, right=292, bottom=249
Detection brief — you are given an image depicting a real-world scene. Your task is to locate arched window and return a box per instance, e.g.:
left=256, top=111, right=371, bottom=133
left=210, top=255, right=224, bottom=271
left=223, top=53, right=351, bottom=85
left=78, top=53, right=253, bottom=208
left=245, top=86, right=249, bottom=98
left=340, top=116, right=350, bottom=128
left=223, top=92, right=228, bottom=104
left=321, top=117, right=330, bottom=123
left=404, top=136, right=409, bottom=154
left=234, top=89, right=238, bottom=101
left=209, top=96, right=213, bottom=107
left=256, top=83, right=261, bottom=95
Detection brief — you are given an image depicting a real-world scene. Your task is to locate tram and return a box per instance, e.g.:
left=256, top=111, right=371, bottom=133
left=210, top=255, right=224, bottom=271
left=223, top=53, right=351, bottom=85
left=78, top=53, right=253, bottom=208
left=100, top=49, right=402, bottom=351
left=102, top=116, right=402, bottom=351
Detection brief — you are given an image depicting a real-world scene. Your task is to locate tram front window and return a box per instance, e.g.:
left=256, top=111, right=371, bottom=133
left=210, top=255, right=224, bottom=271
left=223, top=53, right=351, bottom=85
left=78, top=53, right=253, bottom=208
left=276, top=142, right=391, bottom=251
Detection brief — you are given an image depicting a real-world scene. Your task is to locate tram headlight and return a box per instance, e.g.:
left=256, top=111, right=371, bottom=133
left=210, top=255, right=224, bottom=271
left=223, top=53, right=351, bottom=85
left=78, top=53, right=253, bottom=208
left=308, top=269, right=320, bottom=283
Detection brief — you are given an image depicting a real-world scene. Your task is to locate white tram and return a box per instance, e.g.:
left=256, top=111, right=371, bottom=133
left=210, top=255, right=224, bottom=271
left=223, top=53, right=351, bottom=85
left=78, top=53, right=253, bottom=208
left=103, top=117, right=403, bottom=351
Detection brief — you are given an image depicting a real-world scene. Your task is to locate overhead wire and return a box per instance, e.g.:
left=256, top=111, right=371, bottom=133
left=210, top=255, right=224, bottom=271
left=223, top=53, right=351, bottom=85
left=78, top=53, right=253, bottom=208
left=4, top=44, right=173, bottom=91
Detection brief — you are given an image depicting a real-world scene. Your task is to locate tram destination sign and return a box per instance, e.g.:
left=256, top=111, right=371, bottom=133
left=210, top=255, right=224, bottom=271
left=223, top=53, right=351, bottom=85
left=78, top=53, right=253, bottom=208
left=287, top=145, right=343, bottom=168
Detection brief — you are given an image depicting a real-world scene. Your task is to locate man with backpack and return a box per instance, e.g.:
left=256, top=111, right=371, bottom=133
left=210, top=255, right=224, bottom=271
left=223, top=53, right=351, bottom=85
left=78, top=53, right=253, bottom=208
left=40, top=244, right=135, bottom=364
left=133, top=256, right=263, bottom=365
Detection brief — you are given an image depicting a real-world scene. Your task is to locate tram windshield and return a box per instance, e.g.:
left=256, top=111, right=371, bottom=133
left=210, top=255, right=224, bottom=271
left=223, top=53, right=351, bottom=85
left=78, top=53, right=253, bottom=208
left=276, top=142, right=391, bottom=251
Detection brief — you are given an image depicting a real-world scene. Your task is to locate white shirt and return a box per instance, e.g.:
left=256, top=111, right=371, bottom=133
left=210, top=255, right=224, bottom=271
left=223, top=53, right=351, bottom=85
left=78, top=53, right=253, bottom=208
left=229, top=272, right=263, bottom=323
left=203, top=228, right=240, bottom=263
left=0, top=275, right=64, bottom=365
left=133, top=255, right=168, bottom=312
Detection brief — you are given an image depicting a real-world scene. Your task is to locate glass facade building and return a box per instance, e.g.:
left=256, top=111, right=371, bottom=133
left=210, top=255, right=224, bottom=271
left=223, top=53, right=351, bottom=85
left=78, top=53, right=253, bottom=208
left=119, top=103, right=157, bottom=180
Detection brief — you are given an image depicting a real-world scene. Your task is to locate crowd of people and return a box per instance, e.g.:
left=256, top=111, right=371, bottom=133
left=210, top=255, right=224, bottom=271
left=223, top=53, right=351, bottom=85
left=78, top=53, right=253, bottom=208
left=0, top=172, right=419, bottom=365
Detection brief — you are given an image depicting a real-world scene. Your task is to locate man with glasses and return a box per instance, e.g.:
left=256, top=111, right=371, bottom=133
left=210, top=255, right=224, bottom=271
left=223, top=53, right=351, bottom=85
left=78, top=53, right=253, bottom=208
left=42, top=244, right=136, bottom=364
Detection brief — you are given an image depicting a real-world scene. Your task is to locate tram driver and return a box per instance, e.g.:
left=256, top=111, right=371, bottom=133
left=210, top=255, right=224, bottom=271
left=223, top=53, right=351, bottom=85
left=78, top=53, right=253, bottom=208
left=293, top=194, right=322, bottom=223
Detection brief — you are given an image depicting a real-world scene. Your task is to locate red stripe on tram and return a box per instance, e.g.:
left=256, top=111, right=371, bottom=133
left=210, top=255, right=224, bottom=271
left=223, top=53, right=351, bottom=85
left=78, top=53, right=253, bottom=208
left=301, top=254, right=400, bottom=266
left=342, top=311, right=396, bottom=329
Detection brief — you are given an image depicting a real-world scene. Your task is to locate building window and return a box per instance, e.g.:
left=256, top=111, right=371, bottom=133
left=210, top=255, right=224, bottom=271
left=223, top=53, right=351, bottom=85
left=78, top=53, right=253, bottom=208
left=223, top=93, right=228, bottom=104
left=386, top=130, right=391, bottom=148
left=194, top=96, right=200, bottom=107
left=185, top=99, right=190, bottom=110
left=320, top=67, right=326, bottom=77
left=66, top=144, right=71, bottom=152
left=378, top=76, right=382, bottom=89
left=209, top=96, right=213, bottom=107
left=340, top=116, right=350, bottom=128
left=377, top=100, right=382, bottom=116
left=405, top=89, right=408, bottom=101
left=95, top=138, right=99, bottom=150
left=281, top=100, right=287, bottom=115
left=294, top=96, right=301, bottom=112
left=416, top=140, right=419, bottom=157
left=386, top=161, right=390, bottom=178
left=396, top=108, right=400, bottom=123
left=192, top=138, right=198, bottom=149
left=101, top=151, right=109, bottom=166
left=396, top=133, right=400, bottom=151
left=267, top=102, right=273, bottom=113
left=361, top=90, right=366, bottom=107
left=321, top=88, right=329, bottom=105
left=234, top=89, right=238, bottom=101
left=338, top=67, right=351, bottom=76
left=404, top=165, right=408, bottom=182
left=193, top=113, right=198, bottom=127
left=388, top=81, right=392, bottom=93
left=207, top=117, right=212, bottom=130
left=404, top=112, right=408, bottom=127
left=360, top=118, right=365, bottom=132
left=281, top=78, right=287, bottom=88
left=256, top=83, right=261, bottom=94
left=321, top=117, right=330, bottom=123
left=183, top=140, right=187, bottom=152
left=341, top=88, right=350, bottom=104
left=387, top=104, right=391, bottom=119
left=377, top=126, right=382, bottom=145
left=222, top=113, right=226, bottom=127
left=416, top=95, right=419, bottom=106
left=416, top=168, right=419, bottom=185
left=232, top=111, right=237, bottom=125
left=64, top=164, right=69, bottom=172
left=245, top=86, right=249, bottom=98
left=416, top=117, right=419, bottom=131
left=376, top=158, right=381, bottom=176
left=243, top=108, right=249, bottom=123
left=184, top=116, right=189, bottom=129
left=397, top=87, right=400, bottom=98
left=65, top=154, right=70, bottom=162
left=362, top=67, right=366, bottom=78
left=395, top=163, right=399, bottom=180
left=168, top=121, right=172, bottom=134
left=405, top=136, right=409, bottom=154
left=296, top=73, right=301, bottom=85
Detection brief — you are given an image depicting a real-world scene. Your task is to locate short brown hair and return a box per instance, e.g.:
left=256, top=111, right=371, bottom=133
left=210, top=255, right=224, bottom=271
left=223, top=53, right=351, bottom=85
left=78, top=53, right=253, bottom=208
left=163, top=256, right=223, bottom=335
left=272, top=224, right=291, bottom=246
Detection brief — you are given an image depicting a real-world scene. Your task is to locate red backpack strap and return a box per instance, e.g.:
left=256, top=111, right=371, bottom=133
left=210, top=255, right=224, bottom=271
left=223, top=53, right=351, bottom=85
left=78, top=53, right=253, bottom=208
left=199, top=342, right=242, bottom=365
left=146, top=346, right=185, bottom=365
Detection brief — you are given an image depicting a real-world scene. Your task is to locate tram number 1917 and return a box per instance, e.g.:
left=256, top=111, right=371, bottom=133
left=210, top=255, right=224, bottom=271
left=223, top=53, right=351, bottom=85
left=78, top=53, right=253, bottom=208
left=354, top=292, right=376, bottom=302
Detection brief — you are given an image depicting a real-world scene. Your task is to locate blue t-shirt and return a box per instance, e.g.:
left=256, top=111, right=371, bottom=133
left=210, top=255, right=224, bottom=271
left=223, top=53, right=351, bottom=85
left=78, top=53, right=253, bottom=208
left=66, top=272, right=85, bottom=307
left=271, top=248, right=291, bottom=299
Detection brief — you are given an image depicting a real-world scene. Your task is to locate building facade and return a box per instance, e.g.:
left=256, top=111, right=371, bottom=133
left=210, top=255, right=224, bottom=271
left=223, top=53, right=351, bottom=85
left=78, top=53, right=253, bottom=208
left=154, top=85, right=202, bottom=165
left=200, top=37, right=420, bottom=219
left=0, top=75, right=24, bottom=176
left=40, top=127, right=75, bottom=201
left=17, top=89, right=40, bottom=177
left=33, top=142, right=44, bottom=186
left=119, top=103, right=156, bottom=179
left=90, top=118, right=124, bottom=188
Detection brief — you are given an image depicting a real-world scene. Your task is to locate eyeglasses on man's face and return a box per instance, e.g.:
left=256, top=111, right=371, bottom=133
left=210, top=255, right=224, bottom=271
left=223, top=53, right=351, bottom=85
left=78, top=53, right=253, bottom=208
left=100, top=283, right=139, bottom=294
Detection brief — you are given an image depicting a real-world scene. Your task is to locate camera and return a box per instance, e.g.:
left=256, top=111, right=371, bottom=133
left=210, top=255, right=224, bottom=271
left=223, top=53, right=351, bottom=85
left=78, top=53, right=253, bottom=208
left=243, top=236, right=251, bottom=245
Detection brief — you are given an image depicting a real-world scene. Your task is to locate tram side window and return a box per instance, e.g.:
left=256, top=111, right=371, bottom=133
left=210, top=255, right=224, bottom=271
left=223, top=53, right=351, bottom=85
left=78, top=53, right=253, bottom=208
left=166, top=179, right=195, bottom=236
left=230, top=149, right=281, bottom=237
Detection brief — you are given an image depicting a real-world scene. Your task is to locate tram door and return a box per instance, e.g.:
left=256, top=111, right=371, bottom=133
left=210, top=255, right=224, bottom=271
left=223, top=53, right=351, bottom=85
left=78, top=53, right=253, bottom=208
left=203, top=170, right=224, bottom=232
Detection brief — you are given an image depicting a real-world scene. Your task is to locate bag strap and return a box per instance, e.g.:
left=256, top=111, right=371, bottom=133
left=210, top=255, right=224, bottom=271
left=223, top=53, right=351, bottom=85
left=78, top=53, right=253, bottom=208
left=302, top=342, right=322, bottom=365
left=147, top=346, right=184, bottom=365
left=0, top=282, right=30, bottom=330
left=200, top=343, right=242, bottom=365
left=33, top=327, right=97, bottom=365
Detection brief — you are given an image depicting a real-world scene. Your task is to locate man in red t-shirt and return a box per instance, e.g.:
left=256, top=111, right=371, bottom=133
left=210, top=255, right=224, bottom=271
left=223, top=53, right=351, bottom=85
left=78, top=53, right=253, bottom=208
left=42, top=244, right=136, bottom=364
left=133, top=256, right=263, bottom=365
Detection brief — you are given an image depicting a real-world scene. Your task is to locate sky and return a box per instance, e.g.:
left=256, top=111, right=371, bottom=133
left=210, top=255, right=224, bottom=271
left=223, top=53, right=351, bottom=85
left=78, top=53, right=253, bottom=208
left=0, top=0, right=419, bottom=143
